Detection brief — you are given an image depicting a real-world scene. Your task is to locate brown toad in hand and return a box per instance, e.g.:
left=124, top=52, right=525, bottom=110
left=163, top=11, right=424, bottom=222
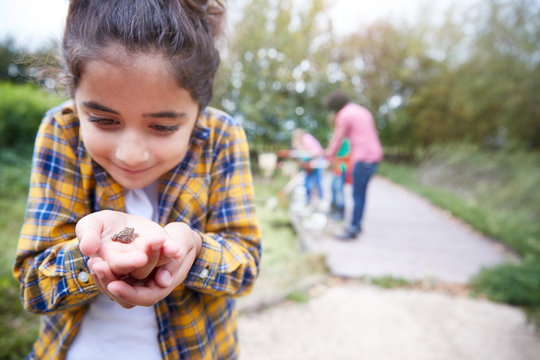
left=111, top=227, right=139, bottom=243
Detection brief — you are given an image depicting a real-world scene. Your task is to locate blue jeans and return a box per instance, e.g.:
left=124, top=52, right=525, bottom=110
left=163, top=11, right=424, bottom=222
left=348, top=162, right=378, bottom=233
left=305, top=167, right=323, bottom=202
left=330, top=172, right=345, bottom=219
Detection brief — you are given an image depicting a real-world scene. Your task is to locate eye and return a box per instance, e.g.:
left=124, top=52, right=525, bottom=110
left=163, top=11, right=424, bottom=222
left=150, top=124, right=180, bottom=134
left=88, top=115, right=119, bottom=128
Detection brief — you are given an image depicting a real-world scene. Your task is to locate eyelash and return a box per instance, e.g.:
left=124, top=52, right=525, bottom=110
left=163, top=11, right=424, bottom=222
left=88, top=115, right=179, bottom=134
left=88, top=115, right=118, bottom=127
left=150, top=124, right=180, bottom=134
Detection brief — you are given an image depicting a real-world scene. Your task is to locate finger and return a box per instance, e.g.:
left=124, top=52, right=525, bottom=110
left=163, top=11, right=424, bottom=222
left=107, top=251, right=148, bottom=275
left=154, top=246, right=195, bottom=288
left=89, top=266, right=107, bottom=294
left=154, top=260, right=174, bottom=288
left=89, top=262, right=133, bottom=308
left=89, top=259, right=136, bottom=308
left=130, top=238, right=164, bottom=280
left=76, top=215, right=104, bottom=255
left=154, top=242, right=198, bottom=288
left=161, top=240, right=182, bottom=259
left=108, top=280, right=162, bottom=307
left=90, top=257, right=118, bottom=284
left=108, top=289, right=136, bottom=309
left=155, top=242, right=181, bottom=267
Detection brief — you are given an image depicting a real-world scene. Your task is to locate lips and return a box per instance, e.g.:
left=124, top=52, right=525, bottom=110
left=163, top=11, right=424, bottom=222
left=117, top=165, right=151, bottom=175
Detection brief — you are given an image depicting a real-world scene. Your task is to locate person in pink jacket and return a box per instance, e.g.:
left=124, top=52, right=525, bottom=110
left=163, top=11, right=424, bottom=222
left=325, top=91, right=383, bottom=240
left=292, top=129, right=325, bottom=204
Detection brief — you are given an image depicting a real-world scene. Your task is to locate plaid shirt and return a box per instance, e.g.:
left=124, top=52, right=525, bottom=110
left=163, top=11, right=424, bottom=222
left=13, top=102, right=261, bottom=360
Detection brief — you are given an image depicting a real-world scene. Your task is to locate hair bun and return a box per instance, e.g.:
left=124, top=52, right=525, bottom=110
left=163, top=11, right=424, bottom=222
left=181, top=0, right=225, bottom=38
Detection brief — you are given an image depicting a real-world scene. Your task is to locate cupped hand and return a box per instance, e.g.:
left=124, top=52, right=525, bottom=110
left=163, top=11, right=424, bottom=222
left=92, top=222, right=203, bottom=308
left=76, top=210, right=178, bottom=280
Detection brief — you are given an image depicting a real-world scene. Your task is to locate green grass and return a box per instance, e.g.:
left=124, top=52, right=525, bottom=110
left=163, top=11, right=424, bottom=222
left=286, top=289, right=311, bottom=303
left=0, top=81, right=62, bottom=358
left=379, top=143, right=540, bottom=324
left=370, top=276, right=411, bottom=289
left=247, top=173, right=327, bottom=302
left=0, top=151, right=40, bottom=359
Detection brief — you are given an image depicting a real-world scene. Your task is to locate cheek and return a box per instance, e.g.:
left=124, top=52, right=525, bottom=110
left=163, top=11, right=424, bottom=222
left=80, top=126, right=115, bottom=160
left=154, top=134, right=191, bottom=165
left=156, top=140, right=188, bottom=164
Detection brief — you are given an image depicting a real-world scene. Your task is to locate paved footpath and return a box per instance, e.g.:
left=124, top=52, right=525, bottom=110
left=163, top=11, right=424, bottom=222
left=292, top=175, right=517, bottom=283
left=237, top=175, right=540, bottom=360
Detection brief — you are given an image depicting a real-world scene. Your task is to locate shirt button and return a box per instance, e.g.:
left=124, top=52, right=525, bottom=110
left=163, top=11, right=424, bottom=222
left=78, top=271, right=90, bottom=283
left=199, top=268, right=209, bottom=279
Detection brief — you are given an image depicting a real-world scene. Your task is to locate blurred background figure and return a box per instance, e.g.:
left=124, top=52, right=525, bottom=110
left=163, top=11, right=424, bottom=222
left=258, top=152, right=278, bottom=181
left=329, top=137, right=350, bottom=221
left=291, top=129, right=325, bottom=207
left=324, top=91, right=383, bottom=240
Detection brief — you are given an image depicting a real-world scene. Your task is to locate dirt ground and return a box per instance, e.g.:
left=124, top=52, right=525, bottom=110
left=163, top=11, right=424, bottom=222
left=237, top=279, right=540, bottom=360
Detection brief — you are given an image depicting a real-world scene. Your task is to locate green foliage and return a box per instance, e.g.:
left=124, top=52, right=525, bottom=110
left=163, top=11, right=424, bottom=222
left=0, top=36, right=60, bottom=85
left=0, top=278, right=40, bottom=360
left=470, top=0, right=540, bottom=149
left=0, top=154, right=39, bottom=359
left=414, top=144, right=540, bottom=257
left=472, top=256, right=540, bottom=307
left=0, top=82, right=65, bottom=150
left=212, top=0, right=337, bottom=149
left=0, top=37, right=27, bottom=83
left=370, top=276, right=411, bottom=289
left=249, top=172, right=327, bottom=301
left=213, top=0, right=540, bottom=150
left=286, top=289, right=311, bottom=303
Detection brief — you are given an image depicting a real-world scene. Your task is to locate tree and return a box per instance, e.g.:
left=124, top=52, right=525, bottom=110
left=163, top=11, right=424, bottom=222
left=470, top=0, right=540, bottom=149
left=0, top=37, right=27, bottom=83
left=212, top=0, right=540, bottom=151
left=212, top=0, right=335, bottom=150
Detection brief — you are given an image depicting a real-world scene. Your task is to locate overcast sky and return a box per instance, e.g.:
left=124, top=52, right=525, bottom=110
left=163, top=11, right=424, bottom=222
left=0, top=0, right=470, bottom=50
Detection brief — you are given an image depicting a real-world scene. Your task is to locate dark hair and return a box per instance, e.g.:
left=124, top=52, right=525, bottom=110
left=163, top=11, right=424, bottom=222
left=324, top=91, right=350, bottom=112
left=62, top=0, right=225, bottom=110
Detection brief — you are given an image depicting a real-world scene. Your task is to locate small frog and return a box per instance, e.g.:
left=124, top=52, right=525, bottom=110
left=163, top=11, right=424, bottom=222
left=111, top=227, right=139, bottom=243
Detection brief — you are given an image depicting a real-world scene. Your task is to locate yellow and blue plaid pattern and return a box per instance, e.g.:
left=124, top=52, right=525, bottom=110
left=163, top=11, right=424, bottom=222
left=14, top=102, right=261, bottom=360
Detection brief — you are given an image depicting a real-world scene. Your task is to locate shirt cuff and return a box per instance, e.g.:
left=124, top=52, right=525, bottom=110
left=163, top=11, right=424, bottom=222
left=184, top=232, right=222, bottom=290
left=64, top=239, right=97, bottom=294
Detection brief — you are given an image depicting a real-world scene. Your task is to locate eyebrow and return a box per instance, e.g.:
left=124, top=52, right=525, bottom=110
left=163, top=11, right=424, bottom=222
left=82, top=101, right=120, bottom=115
left=142, top=111, right=186, bottom=119
left=82, top=101, right=185, bottom=119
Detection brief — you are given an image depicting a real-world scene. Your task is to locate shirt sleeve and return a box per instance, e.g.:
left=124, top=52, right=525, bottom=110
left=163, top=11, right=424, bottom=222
left=326, top=111, right=349, bottom=159
left=183, top=120, right=261, bottom=297
left=13, top=111, right=98, bottom=314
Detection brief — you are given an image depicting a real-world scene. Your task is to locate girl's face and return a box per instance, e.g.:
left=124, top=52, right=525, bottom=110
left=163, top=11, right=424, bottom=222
left=75, top=53, right=199, bottom=190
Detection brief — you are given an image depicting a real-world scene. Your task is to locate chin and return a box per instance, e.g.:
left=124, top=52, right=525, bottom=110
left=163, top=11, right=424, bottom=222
left=113, top=176, right=151, bottom=190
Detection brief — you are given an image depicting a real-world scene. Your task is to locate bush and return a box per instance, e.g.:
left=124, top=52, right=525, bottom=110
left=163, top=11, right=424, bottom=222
left=472, top=256, right=540, bottom=307
left=0, top=154, right=39, bottom=359
left=0, top=82, right=65, bottom=150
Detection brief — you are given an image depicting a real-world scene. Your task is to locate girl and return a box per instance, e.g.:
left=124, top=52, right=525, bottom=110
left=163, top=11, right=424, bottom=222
left=13, top=1, right=261, bottom=359
left=291, top=129, right=325, bottom=205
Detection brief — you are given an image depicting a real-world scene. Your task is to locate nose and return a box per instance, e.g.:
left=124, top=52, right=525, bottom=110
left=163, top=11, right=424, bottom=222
left=115, top=131, right=150, bottom=167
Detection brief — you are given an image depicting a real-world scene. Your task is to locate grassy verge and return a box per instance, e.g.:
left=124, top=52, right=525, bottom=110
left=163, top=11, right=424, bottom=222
left=0, top=150, right=40, bottom=359
left=378, top=144, right=540, bottom=325
left=242, top=173, right=327, bottom=307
